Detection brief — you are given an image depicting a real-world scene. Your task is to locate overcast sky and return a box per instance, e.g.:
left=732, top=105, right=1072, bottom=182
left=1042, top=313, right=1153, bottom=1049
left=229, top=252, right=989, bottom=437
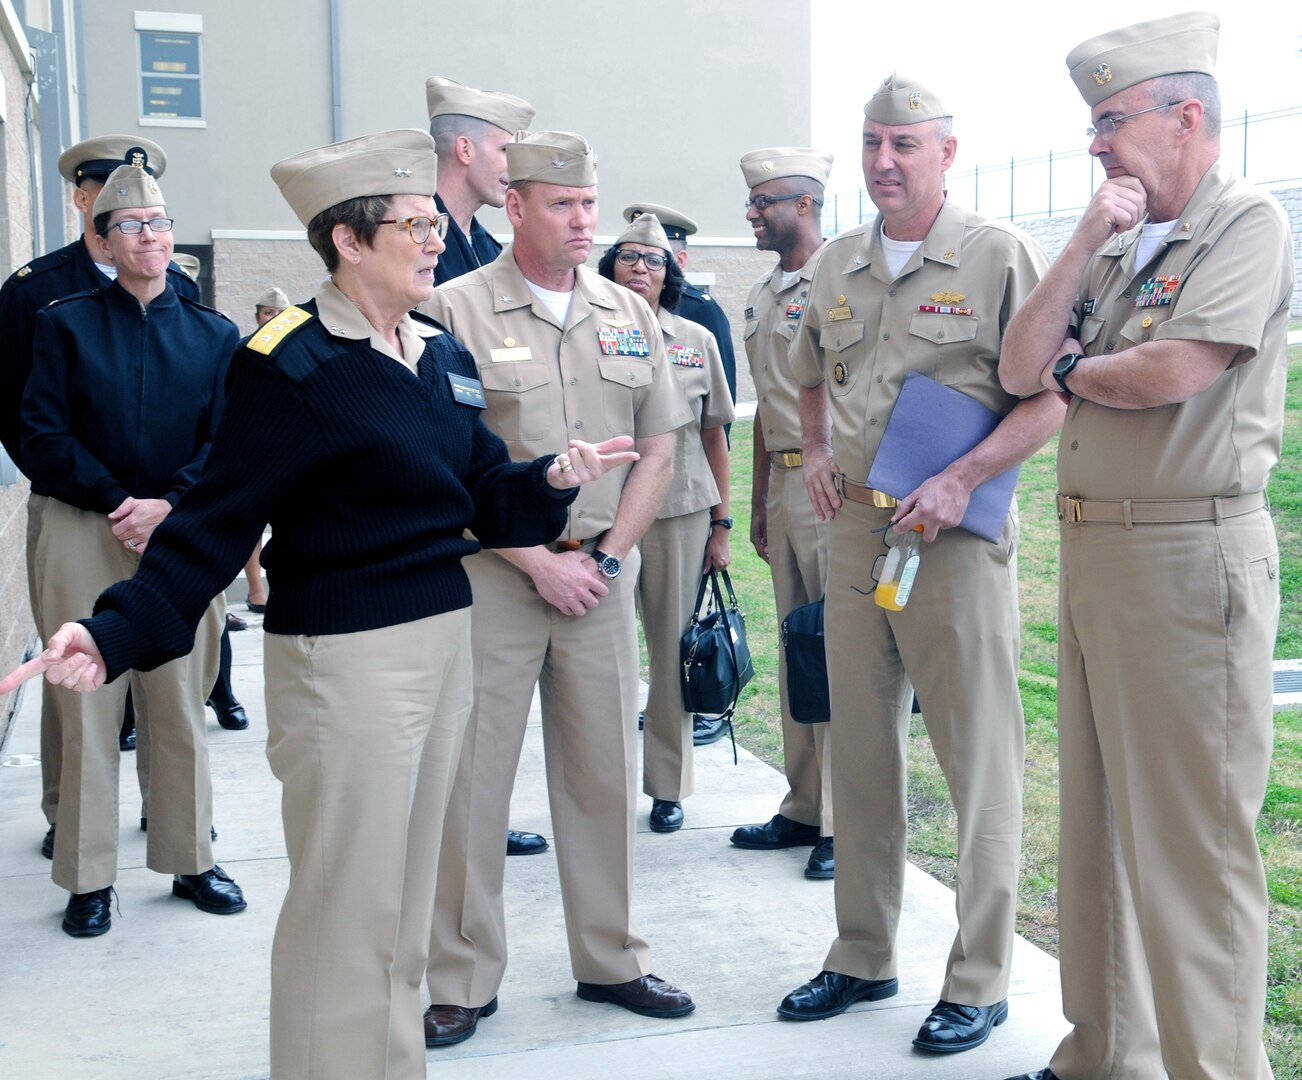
left=810, top=1, right=1301, bottom=222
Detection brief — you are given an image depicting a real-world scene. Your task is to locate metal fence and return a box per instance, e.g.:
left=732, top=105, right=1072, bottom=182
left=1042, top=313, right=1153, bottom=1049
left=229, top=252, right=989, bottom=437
left=823, top=105, right=1302, bottom=233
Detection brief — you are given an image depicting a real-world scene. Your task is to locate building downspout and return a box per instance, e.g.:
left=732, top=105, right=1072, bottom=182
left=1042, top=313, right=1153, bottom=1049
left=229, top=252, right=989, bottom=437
left=330, top=0, right=341, bottom=141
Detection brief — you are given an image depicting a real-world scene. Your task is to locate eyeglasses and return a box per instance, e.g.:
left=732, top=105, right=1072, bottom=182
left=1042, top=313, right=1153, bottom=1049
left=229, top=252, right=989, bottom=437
left=104, top=217, right=174, bottom=235
left=745, top=193, right=808, bottom=211
left=1086, top=101, right=1182, bottom=140
left=615, top=249, right=668, bottom=271
left=378, top=214, right=450, bottom=244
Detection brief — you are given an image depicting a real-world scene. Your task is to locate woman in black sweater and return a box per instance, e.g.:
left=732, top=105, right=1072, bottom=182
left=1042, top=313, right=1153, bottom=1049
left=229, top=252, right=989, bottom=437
left=1, top=128, right=636, bottom=1080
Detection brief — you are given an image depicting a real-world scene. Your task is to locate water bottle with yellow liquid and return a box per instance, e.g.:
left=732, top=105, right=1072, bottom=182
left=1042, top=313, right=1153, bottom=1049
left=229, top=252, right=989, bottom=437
left=875, top=524, right=924, bottom=611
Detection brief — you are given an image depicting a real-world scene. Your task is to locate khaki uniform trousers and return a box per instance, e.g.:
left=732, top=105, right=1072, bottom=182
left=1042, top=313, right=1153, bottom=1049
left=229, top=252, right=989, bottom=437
left=34, top=497, right=221, bottom=892
left=29, top=494, right=153, bottom=825
left=765, top=462, right=833, bottom=833
left=822, top=498, right=1024, bottom=1005
left=426, top=547, right=652, bottom=1007
left=264, top=610, right=473, bottom=1080
left=637, top=508, right=710, bottom=802
left=1050, top=509, right=1276, bottom=1080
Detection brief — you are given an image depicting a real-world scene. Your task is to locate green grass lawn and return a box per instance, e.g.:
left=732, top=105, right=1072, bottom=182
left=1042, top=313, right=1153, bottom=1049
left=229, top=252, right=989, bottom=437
left=718, top=346, right=1302, bottom=1070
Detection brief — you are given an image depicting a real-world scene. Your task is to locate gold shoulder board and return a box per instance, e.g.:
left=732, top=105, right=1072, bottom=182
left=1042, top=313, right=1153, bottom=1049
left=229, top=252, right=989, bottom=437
left=247, top=306, right=314, bottom=356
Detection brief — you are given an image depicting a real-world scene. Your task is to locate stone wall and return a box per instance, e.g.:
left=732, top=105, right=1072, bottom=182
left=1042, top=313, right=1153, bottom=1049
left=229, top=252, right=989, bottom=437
left=0, top=16, right=39, bottom=747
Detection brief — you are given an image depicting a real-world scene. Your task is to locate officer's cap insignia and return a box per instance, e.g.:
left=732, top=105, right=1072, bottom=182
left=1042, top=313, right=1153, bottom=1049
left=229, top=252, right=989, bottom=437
left=1092, top=64, right=1112, bottom=86
left=393, top=167, right=411, bottom=177
left=909, top=92, right=923, bottom=111
left=552, top=159, right=566, bottom=169
left=128, top=147, right=147, bottom=168
left=760, top=160, right=774, bottom=172
left=931, top=291, right=965, bottom=304
left=247, top=306, right=314, bottom=356
left=117, top=186, right=129, bottom=196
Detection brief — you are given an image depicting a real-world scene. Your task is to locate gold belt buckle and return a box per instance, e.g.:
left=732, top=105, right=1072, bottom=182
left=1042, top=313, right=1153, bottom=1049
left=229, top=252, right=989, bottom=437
left=1059, top=497, right=1084, bottom=523
left=780, top=450, right=803, bottom=468
left=870, top=489, right=898, bottom=509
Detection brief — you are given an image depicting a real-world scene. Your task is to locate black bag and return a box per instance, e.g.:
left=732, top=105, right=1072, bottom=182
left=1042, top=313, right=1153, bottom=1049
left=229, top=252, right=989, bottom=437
left=781, top=599, right=830, bottom=724
left=680, top=567, right=754, bottom=720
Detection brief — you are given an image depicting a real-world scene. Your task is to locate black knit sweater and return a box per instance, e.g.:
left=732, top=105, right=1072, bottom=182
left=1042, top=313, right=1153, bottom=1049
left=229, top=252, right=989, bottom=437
left=85, top=301, right=574, bottom=681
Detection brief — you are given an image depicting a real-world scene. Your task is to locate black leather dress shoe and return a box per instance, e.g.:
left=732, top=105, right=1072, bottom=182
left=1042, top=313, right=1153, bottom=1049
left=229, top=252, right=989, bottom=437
left=246, top=601, right=266, bottom=613
left=649, top=799, right=684, bottom=833
left=576, top=974, right=694, bottom=1017
left=913, top=998, right=1008, bottom=1053
left=225, top=611, right=248, bottom=632
left=777, top=970, right=898, bottom=1020
left=171, top=865, right=246, bottom=914
left=119, top=727, right=136, bottom=752
left=1004, top=1071, right=1059, bottom=1080
left=731, top=812, right=820, bottom=849
left=424, top=997, right=497, bottom=1047
left=804, top=836, right=834, bottom=879
left=63, top=887, right=113, bottom=937
left=692, top=714, right=728, bottom=745
left=506, top=829, right=548, bottom=855
left=41, top=823, right=55, bottom=860
left=207, top=700, right=250, bottom=730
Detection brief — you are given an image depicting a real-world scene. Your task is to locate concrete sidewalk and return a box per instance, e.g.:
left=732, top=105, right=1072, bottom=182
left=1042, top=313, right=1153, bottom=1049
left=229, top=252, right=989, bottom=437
left=0, top=598, right=1068, bottom=1079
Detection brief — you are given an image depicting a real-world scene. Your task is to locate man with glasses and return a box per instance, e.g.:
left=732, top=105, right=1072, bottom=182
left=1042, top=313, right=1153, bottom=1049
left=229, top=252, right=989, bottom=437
left=420, top=131, right=694, bottom=1046
left=0, top=137, right=200, bottom=863
left=782, top=74, right=1060, bottom=1054
left=20, top=160, right=243, bottom=936
left=729, top=147, right=838, bottom=881
left=999, top=15, right=1291, bottom=1080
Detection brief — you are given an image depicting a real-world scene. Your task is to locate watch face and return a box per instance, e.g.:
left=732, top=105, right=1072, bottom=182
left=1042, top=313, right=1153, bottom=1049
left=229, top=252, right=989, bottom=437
left=597, top=554, right=621, bottom=578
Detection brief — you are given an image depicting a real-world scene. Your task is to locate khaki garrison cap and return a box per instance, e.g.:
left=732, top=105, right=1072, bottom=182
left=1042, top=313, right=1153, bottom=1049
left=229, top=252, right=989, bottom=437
left=624, top=202, right=697, bottom=241
left=1067, top=12, right=1219, bottom=107
left=864, top=73, right=951, bottom=124
left=173, top=253, right=201, bottom=280
left=506, top=131, right=597, bottom=186
left=256, top=287, right=290, bottom=310
left=58, top=135, right=167, bottom=185
left=425, top=75, right=535, bottom=133
left=92, top=163, right=166, bottom=218
left=739, top=147, right=833, bottom=190
left=615, top=212, right=671, bottom=252
left=271, top=129, right=437, bottom=227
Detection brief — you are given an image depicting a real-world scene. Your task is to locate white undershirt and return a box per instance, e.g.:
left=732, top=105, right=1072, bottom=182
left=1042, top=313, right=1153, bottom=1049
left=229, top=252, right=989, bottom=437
left=1135, top=218, right=1178, bottom=269
left=779, top=268, right=801, bottom=291
left=880, top=234, right=922, bottom=278
left=525, top=279, right=573, bottom=324
left=96, top=261, right=118, bottom=282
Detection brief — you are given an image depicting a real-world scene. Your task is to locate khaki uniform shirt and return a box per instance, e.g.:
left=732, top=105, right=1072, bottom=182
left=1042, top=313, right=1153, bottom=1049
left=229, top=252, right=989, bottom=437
left=423, top=247, right=690, bottom=540
left=1061, top=161, right=1292, bottom=500
left=316, top=280, right=436, bottom=373
left=745, top=246, right=824, bottom=451
left=790, top=198, right=1048, bottom=483
left=656, top=308, right=735, bottom=519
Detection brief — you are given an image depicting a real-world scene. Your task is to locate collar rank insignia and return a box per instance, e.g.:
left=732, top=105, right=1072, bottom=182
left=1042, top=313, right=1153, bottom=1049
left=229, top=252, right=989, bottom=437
left=909, top=91, right=923, bottom=110
left=667, top=344, right=703, bottom=367
left=1135, top=274, right=1179, bottom=308
left=597, top=326, right=649, bottom=357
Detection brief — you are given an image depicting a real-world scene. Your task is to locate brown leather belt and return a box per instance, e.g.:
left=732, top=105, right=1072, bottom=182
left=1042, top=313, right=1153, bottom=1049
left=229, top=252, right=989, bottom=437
left=770, top=450, right=803, bottom=469
left=548, top=537, right=597, bottom=553
left=836, top=474, right=898, bottom=509
left=1056, top=491, right=1265, bottom=526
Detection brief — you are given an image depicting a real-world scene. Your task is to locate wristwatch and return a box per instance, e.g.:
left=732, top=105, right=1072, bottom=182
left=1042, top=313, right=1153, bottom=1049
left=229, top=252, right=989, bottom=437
left=591, top=549, right=622, bottom=579
left=1052, top=352, right=1084, bottom=395
left=710, top=517, right=734, bottom=530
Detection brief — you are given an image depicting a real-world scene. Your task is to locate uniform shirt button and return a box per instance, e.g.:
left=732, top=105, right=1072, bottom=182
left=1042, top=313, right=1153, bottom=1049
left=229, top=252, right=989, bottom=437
left=514, top=377, right=522, bottom=386
left=574, top=420, right=584, bottom=430
left=875, top=375, right=883, bottom=383
left=569, top=377, right=577, bottom=385
left=1071, top=440, right=1079, bottom=450
left=937, top=331, right=946, bottom=339
left=1105, top=342, right=1115, bottom=352
left=883, top=332, right=891, bottom=341
left=869, top=417, right=878, bottom=426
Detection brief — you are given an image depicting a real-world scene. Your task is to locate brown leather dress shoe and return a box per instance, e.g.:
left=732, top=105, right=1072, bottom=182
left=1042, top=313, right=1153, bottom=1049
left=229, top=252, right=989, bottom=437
left=424, top=997, right=498, bottom=1047
left=575, top=974, right=695, bottom=1017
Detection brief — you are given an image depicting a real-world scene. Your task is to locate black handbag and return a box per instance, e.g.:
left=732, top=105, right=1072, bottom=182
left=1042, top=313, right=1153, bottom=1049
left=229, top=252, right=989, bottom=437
left=680, top=567, right=754, bottom=723
left=781, top=599, right=830, bottom=724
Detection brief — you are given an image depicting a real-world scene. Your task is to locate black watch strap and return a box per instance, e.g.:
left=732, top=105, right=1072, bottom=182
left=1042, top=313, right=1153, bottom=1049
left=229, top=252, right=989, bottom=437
left=710, top=516, right=733, bottom=530
left=1053, top=352, right=1084, bottom=395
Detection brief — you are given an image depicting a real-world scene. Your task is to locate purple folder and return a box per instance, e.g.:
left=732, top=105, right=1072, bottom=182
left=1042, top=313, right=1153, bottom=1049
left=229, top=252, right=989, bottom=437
left=865, top=371, right=1018, bottom=543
